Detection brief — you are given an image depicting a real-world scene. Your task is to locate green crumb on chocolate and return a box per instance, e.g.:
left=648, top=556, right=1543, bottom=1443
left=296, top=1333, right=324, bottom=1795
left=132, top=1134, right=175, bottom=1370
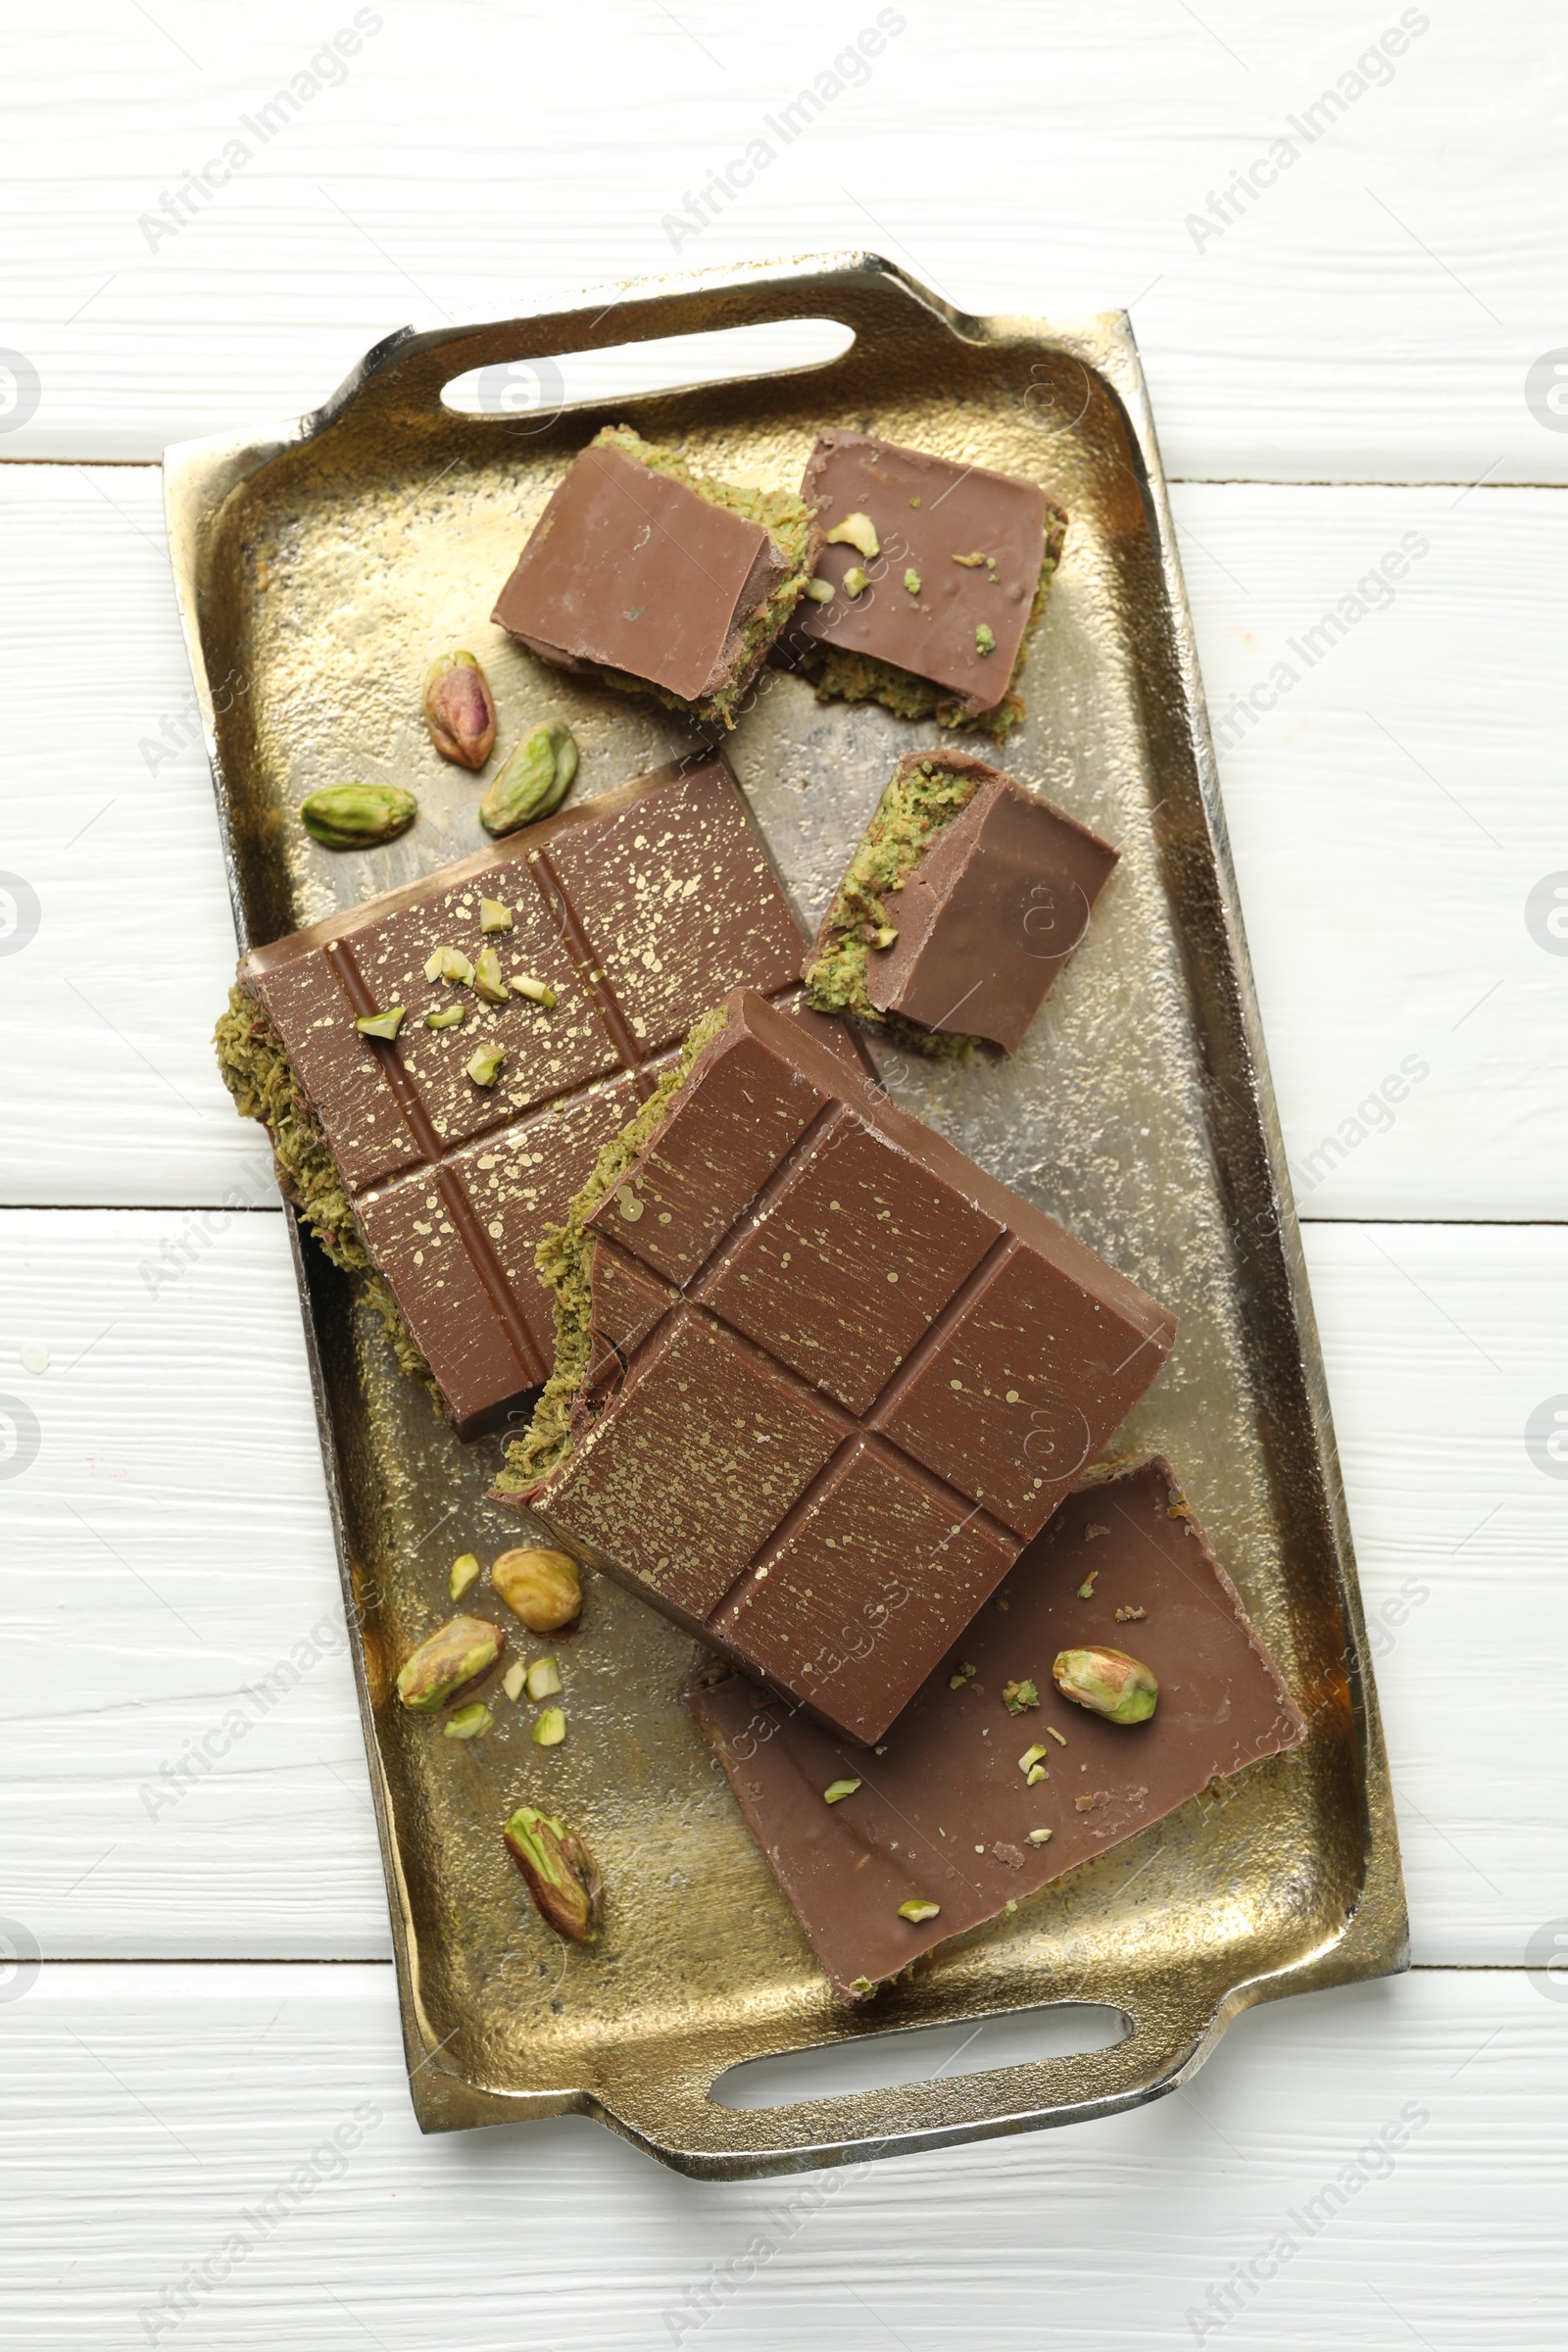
left=213, top=985, right=435, bottom=1397
left=974, top=622, right=996, bottom=655
left=802, top=755, right=988, bottom=1060
left=903, top=568, right=921, bottom=595
left=799, top=501, right=1066, bottom=741
left=585, top=424, right=818, bottom=731
left=496, top=1002, right=732, bottom=1494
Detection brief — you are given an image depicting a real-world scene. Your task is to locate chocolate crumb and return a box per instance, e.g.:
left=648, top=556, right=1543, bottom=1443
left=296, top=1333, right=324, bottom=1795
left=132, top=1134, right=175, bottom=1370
left=1075, top=1790, right=1112, bottom=1813
left=1084, top=1524, right=1109, bottom=1543
left=991, top=1841, right=1025, bottom=1870
left=1114, top=1604, right=1148, bottom=1623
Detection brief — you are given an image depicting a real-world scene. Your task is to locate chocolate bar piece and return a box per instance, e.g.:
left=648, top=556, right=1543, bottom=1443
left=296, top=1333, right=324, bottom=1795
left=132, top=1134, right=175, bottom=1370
left=497, top=991, right=1176, bottom=1745
left=492, top=425, right=819, bottom=731
left=694, top=1456, right=1306, bottom=1999
left=217, top=758, right=854, bottom=1437
left=805, top=749, right=1118, bottom=1057
left=785, top=430, right=1068, bottom=739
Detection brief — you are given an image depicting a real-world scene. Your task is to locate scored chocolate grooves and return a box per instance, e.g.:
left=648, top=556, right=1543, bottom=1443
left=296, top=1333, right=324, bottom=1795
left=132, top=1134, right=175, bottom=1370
left=584, top=1094, right=1020, bottom=1633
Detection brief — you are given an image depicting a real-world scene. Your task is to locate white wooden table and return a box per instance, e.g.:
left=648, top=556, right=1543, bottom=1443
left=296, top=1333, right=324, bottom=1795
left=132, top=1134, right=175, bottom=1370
left=3, top=4, right=1565, bottom=2342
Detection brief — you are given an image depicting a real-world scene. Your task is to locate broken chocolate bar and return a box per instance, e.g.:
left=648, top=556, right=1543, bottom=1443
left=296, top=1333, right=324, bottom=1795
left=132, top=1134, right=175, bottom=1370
left=492, top=425, right=819, bottom=731
left=805, top=749, right=1118, bottom=1056
left=785, top=429, right=1067, bottom=738
left=694, top=1456, right=1306, bottom=1999
left=216, top=757, right=856, bottom=1437
left=497, top=991, right=1177, bottom=1745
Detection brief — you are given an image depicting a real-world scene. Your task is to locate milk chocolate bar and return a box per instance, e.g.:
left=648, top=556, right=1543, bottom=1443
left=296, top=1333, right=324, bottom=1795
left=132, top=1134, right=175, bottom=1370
left=216, top=757, right=852, bottom=1436
left=694, top=1457, right=1306, bottom=1999
left=492, top=425, right=819, bottom=731
left=497, top=991, right=1177, bottom=1744
left=785, top=430, right=1068, bottom=739
left=805, top=749, right=1119, bottom=1056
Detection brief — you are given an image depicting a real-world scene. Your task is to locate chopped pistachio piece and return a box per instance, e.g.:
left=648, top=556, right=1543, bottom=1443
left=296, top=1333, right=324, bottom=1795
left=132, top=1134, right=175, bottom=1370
left=424, top=1004, right=465, bottom=1030
left=1026, top=1764, right=1047, bottom=1787
left=803, top=576, right=836, bottom=604
left=444, top=1700, right=492, bottom=1740
left=898, top=1898, right=940, bottom=1924
left=1004, top=1899, right=1018, bottom=1915
left=472, top=946, right=510, bottom=1005
left=479, top=897, right=514, bottom=933
left=510, top=972, right=557, bottom=1008
left=466, top=1046, right=506, bottom=1088
left=948, top=1660, right=978, bottom=1690
left=423, top=945, right=475, bottom=987
left=1078, top=1570, right=1099, bottom=1599
left=1027, top=1827, right=1054, bottom=1844
left=449, top=1551, right=480, bottom=1601
left=953, top=550, right=987, bottom=567
left=532, top=1705, right=566, bottom=1747
left=869, top=925, right=897, bottom=950
left=849, top=1976, right=874, bottom=1994
left=1046, top=1725, right=1067, bottom=1746
left=823, top=1778, right=861, bottom=1805
left=824, top=510, right=880, bottom=560
left=842, top=564, right=870, bottom=598
left=1018, top=1742, right=1048, bottom=1776
left=1003, top=1678, right=1040, bottom=1715
left=502, top=1661, right=527, bottom=1703
left=354, top=1006, right=405, bottom=1041
left=975, top=622, right=997, bottom=655
left=525, top=1656, right=563, bottom=1701
left=903, top=568, right=921, bottom=595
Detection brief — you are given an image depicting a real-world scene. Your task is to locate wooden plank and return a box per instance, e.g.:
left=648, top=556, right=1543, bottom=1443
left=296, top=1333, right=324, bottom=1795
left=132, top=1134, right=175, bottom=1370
left=2, top=468, right=1565, bottom=1216
left=2, top=5, right=1562, bottom=481
left=1, top=1209, right=1561, bottom=1963
left=2, top=1963, right=1562, bottom=2343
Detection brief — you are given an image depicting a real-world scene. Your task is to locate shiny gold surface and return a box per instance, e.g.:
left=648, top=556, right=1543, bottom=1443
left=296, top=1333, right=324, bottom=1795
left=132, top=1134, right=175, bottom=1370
left=164, top=254, right=1406, bottom=2177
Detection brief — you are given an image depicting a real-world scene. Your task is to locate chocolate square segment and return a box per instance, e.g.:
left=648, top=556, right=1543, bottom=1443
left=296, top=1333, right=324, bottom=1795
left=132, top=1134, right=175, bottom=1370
left=240, top=759, right=833, bottom=1437
left=694, top=1457, right=1307, bottom=1999
left=792, top=431, right=1057, bottom=720
left=525, top=992, right=1177, bottom=1743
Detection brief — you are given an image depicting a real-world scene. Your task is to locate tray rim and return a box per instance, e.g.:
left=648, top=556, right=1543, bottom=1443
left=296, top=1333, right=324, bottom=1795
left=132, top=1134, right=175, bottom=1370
left=163, top=249, right=1407, bottom=2179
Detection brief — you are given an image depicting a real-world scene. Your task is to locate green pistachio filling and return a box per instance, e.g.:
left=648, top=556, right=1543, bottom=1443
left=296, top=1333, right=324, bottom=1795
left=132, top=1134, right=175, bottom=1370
left=496, top=1002, right=731, bottom=1494
left=803, top=757, right=987, bottom=1060
left=586, top=425, right=817, bottom=731
left=798, top=502, right=1066, bottom=741
left=213, top=985, right=434, bottom=1395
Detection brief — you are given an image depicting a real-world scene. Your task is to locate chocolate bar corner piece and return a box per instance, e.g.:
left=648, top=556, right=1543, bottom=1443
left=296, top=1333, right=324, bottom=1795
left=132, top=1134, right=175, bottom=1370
left=784, top=430, right=1068, bottom=740
left=504, top=989, right=1176, bottom=1746
left=693, top=1456, right=1307, bottom=2000
left=805, top=749, right=1119, bottom=1057
left=491, top=425, right=820, bottom=731
left=221, top=756, right=843, bottom=1439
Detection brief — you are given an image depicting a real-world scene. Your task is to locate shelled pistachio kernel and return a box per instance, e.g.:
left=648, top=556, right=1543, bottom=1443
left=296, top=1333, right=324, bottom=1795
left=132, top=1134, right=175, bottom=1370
left=803, top=577, right=836, bottom=603
left=502, top=1661, right=527, bottom=1703
left=975, top=622, right=997, bottom=655
left=422, top=650, right=496, bottom=770
left=492, top=1546, right=580, bottom=1633
left=424, top=1004, right=465, bottom=1030
left=525, top=1657, right=563, bottom=1701
left=1053, top=1645, right=1158, bottom=1726
left=354, top=1006, right=406, bottom=1042
left=444, top=1701, right=492, bottom=1740
left=300, top=782, right=417, bottom=851
left=897, top=1899, right=940, bottom=1924
left=824, top=510, right=879, bottom=560
left=532, top=1706, right=566, bottom=1747
left=823, top=1779, right=861, bottom=1805
left=471, top=946, right=510, bottom=1005
left=394, top=1617, right=502, bottom=1713
left=449, top=1551, right=480, bottom=1601
left=423, top=944, right=474, bottom=987
left=479, top=898, right=514, bottom=933
left=842, top=565, right=870, bottom=598
left=466, top=1046, right=506, bottom=1088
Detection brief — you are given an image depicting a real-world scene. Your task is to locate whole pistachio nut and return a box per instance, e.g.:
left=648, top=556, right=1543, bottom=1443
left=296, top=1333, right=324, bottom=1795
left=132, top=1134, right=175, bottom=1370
left=503, top=1804, right=603, bottom=1943
left=423, top=651, right=497, bottom=770
left=395, top=1615, right=504, bottom=1714
left=301, top=783, right=417, bottom=852
left=492, top=1545, right=581, bottom=1633
left=479, top=721, right=579, bottom=838
left=1052, top=1645, right=1158, bottom=1726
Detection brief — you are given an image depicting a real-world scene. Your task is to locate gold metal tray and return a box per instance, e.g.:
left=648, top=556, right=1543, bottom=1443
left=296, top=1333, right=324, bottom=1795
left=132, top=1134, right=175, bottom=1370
left=164, top=253, right=1406, bottom=2177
